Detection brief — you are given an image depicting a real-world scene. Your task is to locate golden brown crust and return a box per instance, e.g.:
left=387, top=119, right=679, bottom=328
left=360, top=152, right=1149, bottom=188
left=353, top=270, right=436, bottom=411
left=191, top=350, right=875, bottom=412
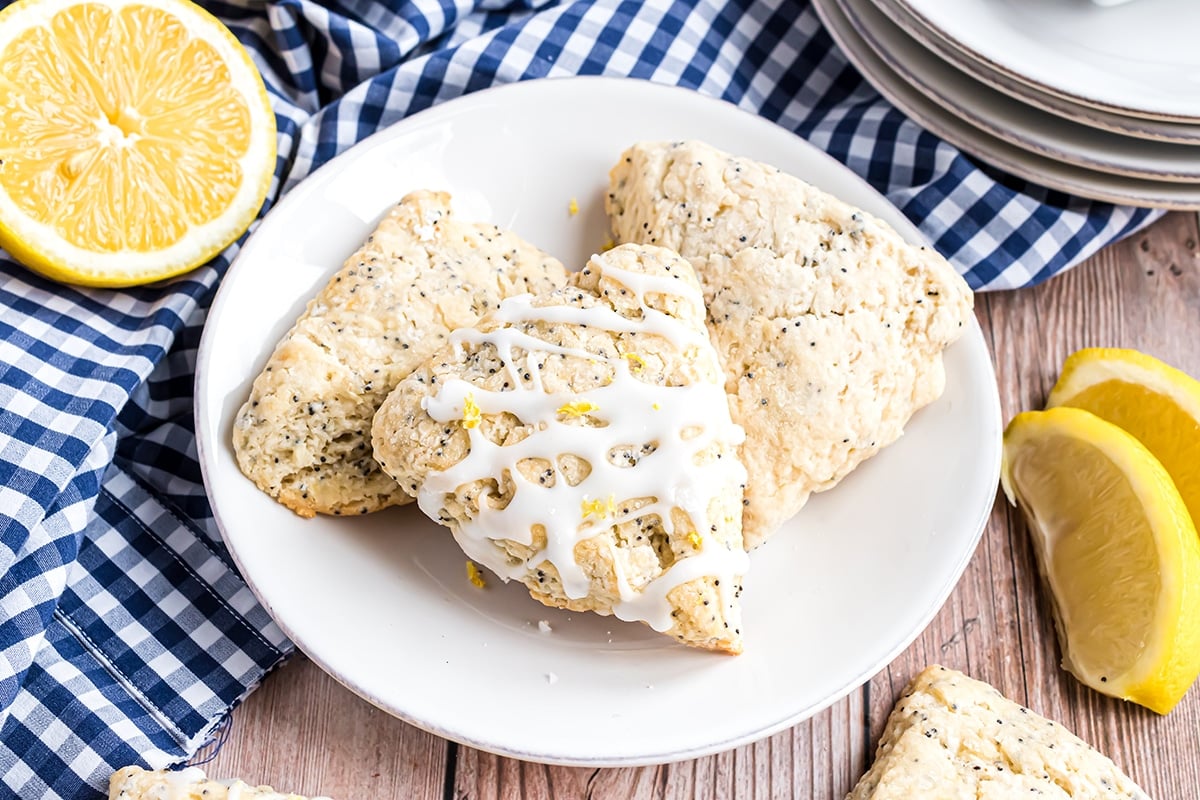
left=848, top=666, right=1149, bottom=799
left=232, top=190, right=566, bottom=517
left=372, top=244, right=746, bottom=652
left=607, top=141, right=974, bottom=547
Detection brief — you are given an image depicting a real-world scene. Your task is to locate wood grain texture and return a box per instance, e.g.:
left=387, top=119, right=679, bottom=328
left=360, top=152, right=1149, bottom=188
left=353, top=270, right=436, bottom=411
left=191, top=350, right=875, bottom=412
left=203, top=212, right=1200, bottom=799
left=202, top=656, right=448, bottom=799
left=454, top=693, right=866, bottom=800
left=873, top=211, right=1200, bottom=800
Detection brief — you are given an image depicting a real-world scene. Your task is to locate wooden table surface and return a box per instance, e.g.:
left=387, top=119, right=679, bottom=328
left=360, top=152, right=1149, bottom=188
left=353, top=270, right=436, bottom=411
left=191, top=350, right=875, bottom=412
left=202, top=211, right=1200, bottom=799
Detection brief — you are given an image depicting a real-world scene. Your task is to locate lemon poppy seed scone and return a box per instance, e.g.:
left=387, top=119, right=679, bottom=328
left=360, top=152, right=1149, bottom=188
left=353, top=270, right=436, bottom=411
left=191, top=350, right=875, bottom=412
left=607, top=141, right=974, bottom=547
left=372, top=243, right=749, bottom=653
left=233, top=190, right=567, bottom=517
left=848, top=666, right=1149, bottom=799
left=109, top=766, right=314, bottom=799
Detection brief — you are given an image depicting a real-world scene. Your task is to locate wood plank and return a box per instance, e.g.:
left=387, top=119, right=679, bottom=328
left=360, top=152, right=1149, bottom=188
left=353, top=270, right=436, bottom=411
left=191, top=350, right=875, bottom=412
left=201, top=655, right=448, bottom=799
left=874, top=210, right=1200, bottom=800
left=454, top=692, right=865, bottom=800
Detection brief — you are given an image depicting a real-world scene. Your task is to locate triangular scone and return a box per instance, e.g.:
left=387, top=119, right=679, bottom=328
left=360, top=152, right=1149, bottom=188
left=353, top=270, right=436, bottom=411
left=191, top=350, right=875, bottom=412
left=607, top=141, right=974, bottom=548
left=233, top=190, right=567, bottom=517
left=849, top=666, right=1149, bottom=800
left=372, top=243, right=749, bottom=653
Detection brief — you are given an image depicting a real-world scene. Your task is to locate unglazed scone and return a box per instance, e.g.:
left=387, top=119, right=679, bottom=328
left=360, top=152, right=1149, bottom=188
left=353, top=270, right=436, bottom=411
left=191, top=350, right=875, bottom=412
left=109, top=766, right=317, bottom=799
left=372, top=243, right=749, bottom=653
left=233, top=190, right=566, bottom=517
left=607, top=141, right=974, bottom=547
left=848, top=666, right=1149, bottom=799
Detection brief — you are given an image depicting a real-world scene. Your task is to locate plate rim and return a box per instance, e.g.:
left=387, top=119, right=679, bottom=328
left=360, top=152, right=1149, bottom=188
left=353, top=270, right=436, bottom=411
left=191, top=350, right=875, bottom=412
left=839, top=0, right=1200, bottom=179
left=195, top=74, right=1003, bottom=766
left=892, top=0, right=1200, bottom=122
left=869, top=0, right=1200, bottom=144
left=813, top=0, right=1200, bottom=210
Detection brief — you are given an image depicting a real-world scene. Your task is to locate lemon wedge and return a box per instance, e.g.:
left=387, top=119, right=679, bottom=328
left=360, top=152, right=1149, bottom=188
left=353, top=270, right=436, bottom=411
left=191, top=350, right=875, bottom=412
left=1002, top=406, right=1200, bottom=713
left=1048, top=347, right=1200, bottom=531
left=0, top=0, right=276, bottom=287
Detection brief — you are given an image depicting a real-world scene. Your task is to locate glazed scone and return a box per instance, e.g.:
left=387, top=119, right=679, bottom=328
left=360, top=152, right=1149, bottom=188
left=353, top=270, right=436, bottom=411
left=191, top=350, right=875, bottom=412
left=607, top=141, right=974, bottom=547
left=233, top=190, right=566, bottom=517
left=109, top=766, right=319, bottom=799
left=372, top=244, right=749, bottom=653
left=848, top=666, right=1149, bottom=799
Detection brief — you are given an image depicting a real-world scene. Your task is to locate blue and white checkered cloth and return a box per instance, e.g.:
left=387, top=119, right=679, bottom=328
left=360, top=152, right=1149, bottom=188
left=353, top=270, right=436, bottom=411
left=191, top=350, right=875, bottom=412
left=0, top=0, right=1160, bottom=796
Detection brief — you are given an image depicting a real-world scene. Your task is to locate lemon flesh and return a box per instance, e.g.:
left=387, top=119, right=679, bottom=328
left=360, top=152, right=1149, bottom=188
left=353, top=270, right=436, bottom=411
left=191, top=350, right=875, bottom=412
left=0, top=0, right=276, bottom=287
left=1048, top=347, right=1200, bottom=533
left=1002, top=406, right=1200, bottom=714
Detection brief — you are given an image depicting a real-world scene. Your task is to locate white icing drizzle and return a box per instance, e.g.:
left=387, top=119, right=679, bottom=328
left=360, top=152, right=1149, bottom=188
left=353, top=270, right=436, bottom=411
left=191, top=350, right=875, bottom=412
left=418, top=254, right=748, bottom=633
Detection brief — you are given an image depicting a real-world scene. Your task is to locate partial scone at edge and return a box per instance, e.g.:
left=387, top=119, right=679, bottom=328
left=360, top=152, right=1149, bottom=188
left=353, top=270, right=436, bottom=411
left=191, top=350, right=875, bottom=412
left=233, top=190, right=566, bottom=517
left=109, top=765, right=311, bottom=799
left=372, top=243, right=749, bottom=653
left=848, top=665, right=1149, bottom=799
left=607, top=140, right=974, bottom=547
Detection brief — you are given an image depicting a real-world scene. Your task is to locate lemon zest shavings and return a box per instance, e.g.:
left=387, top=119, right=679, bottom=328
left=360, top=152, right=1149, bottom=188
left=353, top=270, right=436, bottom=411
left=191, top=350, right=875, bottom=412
left=581, top=494, right=616, bottom=520
left=622, top=352, right=647, bottom=370
left=600, top=238, right=616, bottom=252
left=461, top=392, right=482, bottom=429
left=466, top=560, right=487, bottom=588
left=557, top=399, right=599, bottom=418
left=686, top=530, right=703, bottom=550
left=568, top=198, right=579, bottom=216
left=652, top=402, right=661, bottom=411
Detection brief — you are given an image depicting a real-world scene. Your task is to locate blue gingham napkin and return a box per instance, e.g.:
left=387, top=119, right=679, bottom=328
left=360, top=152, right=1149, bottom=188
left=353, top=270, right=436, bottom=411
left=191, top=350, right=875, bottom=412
left=0, top=0, right=1160, bottom=796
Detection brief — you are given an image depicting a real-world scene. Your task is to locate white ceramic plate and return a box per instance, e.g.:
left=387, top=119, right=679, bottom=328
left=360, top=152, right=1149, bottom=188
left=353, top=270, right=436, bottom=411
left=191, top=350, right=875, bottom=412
left=871, top=0, right=1200, bottom=144
left=839, top=0, right=1200, bottom=181
left=814, top=0, right=1200, bottom=209
left=196, top=77, right=1002, bottom=766
left=895, top=0, right=1200, bottom=121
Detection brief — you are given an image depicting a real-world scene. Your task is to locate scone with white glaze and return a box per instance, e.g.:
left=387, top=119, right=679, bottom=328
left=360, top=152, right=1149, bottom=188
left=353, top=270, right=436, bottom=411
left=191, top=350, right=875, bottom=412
left=109, top=766, right=319, bottom=800
left=372, top=243, right=749, bottom=653
left=233, top=190, right=567, bottom=518
left=848, top=666, right=1149, bottom=799
left=607, top=140, right=974, bottom=547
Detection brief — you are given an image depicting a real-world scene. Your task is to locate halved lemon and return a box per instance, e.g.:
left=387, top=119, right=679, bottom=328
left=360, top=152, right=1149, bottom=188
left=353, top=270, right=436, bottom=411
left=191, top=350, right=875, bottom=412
left=1048, top=347, right=1200, bottom=531
left=0, top=0, right=276, bottom=287
left=1002, top=406, right=1200, bottom=714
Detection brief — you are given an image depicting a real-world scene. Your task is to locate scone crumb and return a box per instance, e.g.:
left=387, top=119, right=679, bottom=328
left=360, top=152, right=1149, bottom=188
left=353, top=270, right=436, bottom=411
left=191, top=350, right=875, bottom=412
left=568, top=198, right=579, bottom=216
left=461, top=393, right=482, bottom=429
left=557, top=399, right=599, bottom=418
left=466, top=560, right=487, bottom=588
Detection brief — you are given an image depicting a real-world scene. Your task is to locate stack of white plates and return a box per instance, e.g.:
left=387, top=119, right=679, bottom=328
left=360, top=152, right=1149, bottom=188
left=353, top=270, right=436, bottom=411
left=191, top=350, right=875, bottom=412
left=812, top=0, right=1200, bottom=209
